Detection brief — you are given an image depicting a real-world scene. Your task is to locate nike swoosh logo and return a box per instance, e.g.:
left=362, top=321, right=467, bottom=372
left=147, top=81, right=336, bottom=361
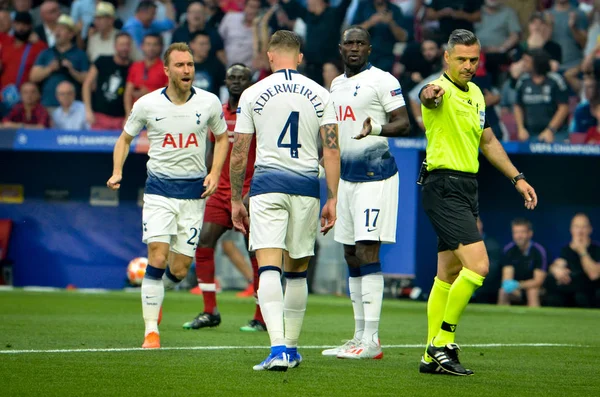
left=367, top=228, right=377, bottom=232
left=145, top=296, right=156, bottom=299
left=155, top=117, right=166, bottom=121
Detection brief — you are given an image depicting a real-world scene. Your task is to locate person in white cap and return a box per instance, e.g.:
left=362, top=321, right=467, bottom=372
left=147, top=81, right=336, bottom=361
left=87, top=2, right=119, bottom=62
left=30, top=14, right=90, bottom=108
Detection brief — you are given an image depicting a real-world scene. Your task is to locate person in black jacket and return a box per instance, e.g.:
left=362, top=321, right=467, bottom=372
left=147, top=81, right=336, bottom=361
left=279, top=0, right=351, bottom=85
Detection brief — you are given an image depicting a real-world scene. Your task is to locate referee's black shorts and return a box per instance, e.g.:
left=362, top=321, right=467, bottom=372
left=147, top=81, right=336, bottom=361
left=421, top=169, right=482, bottom=252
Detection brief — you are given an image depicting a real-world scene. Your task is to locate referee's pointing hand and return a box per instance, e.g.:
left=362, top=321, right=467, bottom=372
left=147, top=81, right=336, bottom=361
left=421, top=85, right=445, bottom=101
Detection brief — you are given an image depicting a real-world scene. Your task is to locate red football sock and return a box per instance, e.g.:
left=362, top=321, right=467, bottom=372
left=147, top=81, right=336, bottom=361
left=250, top=257, right=264, bottom=324
left=195, top=247, right=217, bottom=314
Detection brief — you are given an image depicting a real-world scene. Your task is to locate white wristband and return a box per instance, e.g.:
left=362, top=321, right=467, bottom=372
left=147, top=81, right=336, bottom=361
left=369, top=120, right=382, bottom=136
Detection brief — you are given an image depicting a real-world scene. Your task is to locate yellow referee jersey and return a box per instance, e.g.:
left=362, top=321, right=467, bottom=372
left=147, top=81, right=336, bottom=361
left=421, top=73, right=488, bottom=174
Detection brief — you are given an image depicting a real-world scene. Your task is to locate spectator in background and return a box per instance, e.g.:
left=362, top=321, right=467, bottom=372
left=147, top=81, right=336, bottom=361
left=518, top=13, right=562, bottom=71
left=52, top=80, right=88, bottom=130
left=190, top=31, right=225, bottom=96
left=471, top=52, right=506, bottom=140
left=352, top=0, right=407, bottom=73
left=171, top=1, right=226, bottom=65
left=70, top=0, right=98, bottom=40
left=0, top=12, right=47, bottom=109
left=584, top=100, right=600, bottom=144
left=34, top=0, right=61, bottom=47
left=424, top=0, right=482, bottom=41
left=397, top=38, right=441, bottom=94
left=514, top=49, right=569, bottom=143
left=11, top=0, right=34, bottom=23
left=123, top=33, right=166, bottom=116
left=569, top=74, right=598, bottom=134
left=547, top=0, right=588, bottom=70
left=0, top=9, right=11, bottom=40
left=503, top=0, right=537, bottom=38
left=1, top=81, right=50, bottom=128
left=122, top=0, right=175, bottom=50
left=218, top=0, right=261, bottom=68
left=83, top=31, right=131, bottom=130
left=322, top=60, right=342, bottom=91
left=30, top=15, right=89, bottom=108
left=203, top=0, right=226, bottom=30
left=475, top=0, right=521, bottom=85
left=498, top=218, right=548, bottom=307
left=87, top=2, right=120, bottom=62
left=546, top=213, right=600, bottom=308
left=280, top=0, right=352, bottom=85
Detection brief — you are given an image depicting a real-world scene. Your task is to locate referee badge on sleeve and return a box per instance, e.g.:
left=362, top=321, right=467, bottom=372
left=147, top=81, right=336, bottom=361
left=479, top=111, right=485, bottom=130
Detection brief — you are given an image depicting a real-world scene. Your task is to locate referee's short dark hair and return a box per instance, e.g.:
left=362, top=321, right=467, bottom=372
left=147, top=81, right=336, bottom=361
left=447, top=29, right=480, bottom=51
left=511, top=218, right=533, bottom=231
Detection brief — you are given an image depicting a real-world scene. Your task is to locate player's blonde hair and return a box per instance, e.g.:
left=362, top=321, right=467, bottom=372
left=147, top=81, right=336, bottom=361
left=163, top=42, right=193, bottom=66
left=268, top=30, right=302, bottom=53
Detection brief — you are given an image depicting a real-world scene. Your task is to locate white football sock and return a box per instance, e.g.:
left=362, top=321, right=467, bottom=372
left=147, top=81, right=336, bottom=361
left=349, top=276, right=365, bottom=341
left=141, top=277, right=164, bottom=336
left=257, top=269, right=285, bottom=347
left=284, top=277, right=308, bottom=349
left=361, top=273, right=384, bottom=345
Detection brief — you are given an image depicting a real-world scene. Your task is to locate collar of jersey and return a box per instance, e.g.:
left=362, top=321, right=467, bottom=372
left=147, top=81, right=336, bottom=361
left=344, top=62, right=372, bottom=78
left=161, top=86, right=196, bottom=103
left=274, top=69, right=300, bottom=79
left=443, top=73, right=469, bottom=92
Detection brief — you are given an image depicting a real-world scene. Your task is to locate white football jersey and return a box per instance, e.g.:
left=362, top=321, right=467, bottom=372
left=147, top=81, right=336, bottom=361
left=329, top=65, right=405, bottom=182
left=235, top=69, right=337, bottom=198
left=124, top=87, right=227, bottom=199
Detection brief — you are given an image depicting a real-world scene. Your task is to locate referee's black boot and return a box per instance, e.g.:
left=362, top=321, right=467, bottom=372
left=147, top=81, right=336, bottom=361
left=427, top=340, right=474, bottom=376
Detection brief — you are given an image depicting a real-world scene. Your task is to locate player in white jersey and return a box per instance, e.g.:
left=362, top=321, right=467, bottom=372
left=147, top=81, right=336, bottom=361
left=322, top=26, right=410, bottom=360
left=230, top=30, right=340, bottom=371
left=107, top=42, right=229, bottom=349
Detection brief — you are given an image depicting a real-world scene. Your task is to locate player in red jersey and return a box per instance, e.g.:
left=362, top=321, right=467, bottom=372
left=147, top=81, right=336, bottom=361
left=182, top=63, right=265, bottom=332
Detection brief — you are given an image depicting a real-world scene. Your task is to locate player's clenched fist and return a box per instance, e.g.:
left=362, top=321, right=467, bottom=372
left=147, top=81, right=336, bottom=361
left=107, top=174, right=122, bottom=190
left=421, top=84, right=445, bottom=101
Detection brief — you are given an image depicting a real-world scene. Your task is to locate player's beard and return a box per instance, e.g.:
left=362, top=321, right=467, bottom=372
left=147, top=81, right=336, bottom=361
left=172, top=76, right=192, bottom=96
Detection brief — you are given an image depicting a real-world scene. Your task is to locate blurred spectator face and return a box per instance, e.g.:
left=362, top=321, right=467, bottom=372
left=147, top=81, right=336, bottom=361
left=138, top=5, right=157, bottom=27
left=244, top=0, right=261, bottom=21
left=94, top=15, right=114, bottom=34
left=186, top=2, right=205, bottom=27
left=570, top=214, right=592, bottom=241
left=115, top=34, right=132, bottom=60
left=322, top=62, right=341, bottom=89
left=582, top=75, right=597, bottom=101
left=511, top=223, right=532, bottom=249
left=307, top=0, right=325, bottom=13
left=20, top=82, right=39, bottom=107
left=0, top=10, right=10, bottom=33
left=40, top=1, right=61, bottom=25
left=421, top=40, right=440, bottom=63
left=190, top=34, right=210, bottom=59
left=54, top=24, right=74, bottom=46
left=56, top=81, right=75, bottom=109
left=13, top=20, right=33, bottom=42
left=13, top=0, right=32, bottom=12
left=142, top=35, right=162, bottom=60
left=528, top=16, right=546, bottom=36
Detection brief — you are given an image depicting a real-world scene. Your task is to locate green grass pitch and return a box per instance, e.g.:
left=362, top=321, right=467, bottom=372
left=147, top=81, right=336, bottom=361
left=1, top=289, right=599, bottom=396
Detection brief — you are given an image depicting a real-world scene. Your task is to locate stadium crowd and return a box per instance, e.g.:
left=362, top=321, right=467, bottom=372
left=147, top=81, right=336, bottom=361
left=0, top=0, right=600, bottom=142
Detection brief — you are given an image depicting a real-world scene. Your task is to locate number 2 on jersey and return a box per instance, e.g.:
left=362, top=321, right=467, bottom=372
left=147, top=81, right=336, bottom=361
left=278, top=111, right=301, bottom=158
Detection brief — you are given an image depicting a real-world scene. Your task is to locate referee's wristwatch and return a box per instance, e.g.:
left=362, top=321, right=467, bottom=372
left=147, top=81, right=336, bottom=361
left=511, top=173, right=526, bottom=185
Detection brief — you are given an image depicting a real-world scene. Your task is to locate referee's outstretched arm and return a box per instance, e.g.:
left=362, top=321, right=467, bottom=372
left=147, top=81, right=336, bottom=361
left=479, top=127, right=538, bottom=210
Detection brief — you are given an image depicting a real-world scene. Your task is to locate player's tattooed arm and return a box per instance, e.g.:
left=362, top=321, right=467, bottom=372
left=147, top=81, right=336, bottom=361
left=319, top=123, right=341, bottom=200
left=230, top=132, right=253, bottom=202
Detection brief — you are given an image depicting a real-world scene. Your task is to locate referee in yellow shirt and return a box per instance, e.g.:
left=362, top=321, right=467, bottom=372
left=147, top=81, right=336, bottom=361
left=418, top=30, right=538, bottom=376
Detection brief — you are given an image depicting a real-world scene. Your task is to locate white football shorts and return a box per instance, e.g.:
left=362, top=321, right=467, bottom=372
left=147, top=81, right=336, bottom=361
left=249, top=193, right=319, bottom=259
left=334, top=172, right=399, bottom=245
left=142, top=193, right=205, bottom=257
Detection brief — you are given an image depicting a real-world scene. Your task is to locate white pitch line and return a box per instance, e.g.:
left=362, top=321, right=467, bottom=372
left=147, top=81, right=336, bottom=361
left=0, top=343, right=588, bottom=355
